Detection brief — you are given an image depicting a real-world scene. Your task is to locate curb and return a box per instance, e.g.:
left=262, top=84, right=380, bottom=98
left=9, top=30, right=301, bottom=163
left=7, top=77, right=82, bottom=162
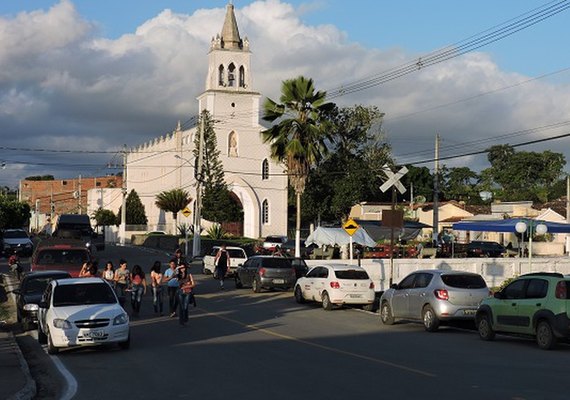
left=7, top=331, right=36, bottom=400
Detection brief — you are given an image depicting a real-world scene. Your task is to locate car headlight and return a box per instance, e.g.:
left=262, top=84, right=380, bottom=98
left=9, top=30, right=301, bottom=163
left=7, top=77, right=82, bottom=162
left=53, top=319, right=72, bottom=329
left=113, top=313, right=129, bottom=325
left=86, top=242, right=92, bottom=248
left=23, top=304, right=39, bottom=311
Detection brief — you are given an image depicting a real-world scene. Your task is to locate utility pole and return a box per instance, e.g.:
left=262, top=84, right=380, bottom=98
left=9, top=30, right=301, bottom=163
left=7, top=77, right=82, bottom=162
left=566, top=175, right=569, bottom=254
left=433, top=134, right=440, bottom=245
left=193, top=113, right=205, bottom=258
left=78, top=174, right=82, bottom=214
left=120, top=145, right=127, bottom=246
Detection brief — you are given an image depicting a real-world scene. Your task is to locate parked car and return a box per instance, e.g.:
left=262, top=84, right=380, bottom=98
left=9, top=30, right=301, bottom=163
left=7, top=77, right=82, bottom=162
left=2, top=228, right=34, bottom=256
left=290, top=257, right=309, bottom=279
left=12, top=271, right=71, bottom=330
left=280, top=239, right=314, bottom=258
left=476, top=272, right=570, bottom=350
left=262, top=235, right=288, bottom=251
left=380, top=270, right=490, bottom=331
left=466, top=241, right=507, bottom=257
left=202, top=246, right=248, bottom=276
left=294, top=264, right=375, bottom=311
left=234, top=255, right=297, bottom=292
left=37, top=277, right=130, bottom=354
left=52, top=214, right=105, bottom=251
left=31, top=239, right=92, bottom=277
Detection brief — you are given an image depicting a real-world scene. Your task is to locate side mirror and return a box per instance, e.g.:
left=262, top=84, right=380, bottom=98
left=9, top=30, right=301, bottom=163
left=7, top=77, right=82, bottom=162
left=493, top=291, right=504, bottom=299
left=38, top=301, right=48, bottom=309
left=390, top=284, right=399, bottom=290
left=11, top=288, right=21, bottom=295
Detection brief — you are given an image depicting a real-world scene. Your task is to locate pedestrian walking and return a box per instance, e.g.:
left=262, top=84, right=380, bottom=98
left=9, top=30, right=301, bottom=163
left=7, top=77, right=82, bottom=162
left=103, top=261, right=115, bottom=286
left=150, top=261, right=164, bottom=315
left=174, top=248, right=187, bottom=266
left=114, top=259, right=130, bottom=297
left=163, top=259, right=179, bottom=317
left=130, top=265, right=147, bottom=317
left=214, top=244, right=231, bottom=290
left=176, top=262, right=195, bottom=325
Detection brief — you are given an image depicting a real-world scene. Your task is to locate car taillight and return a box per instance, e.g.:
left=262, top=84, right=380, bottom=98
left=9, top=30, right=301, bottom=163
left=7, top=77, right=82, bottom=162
left=259, top=267, right=266, bottom=277
left=369, top=282, right=375, bottom=289
left=434, top=289, right=449, bottom=300
left=330, top=281, right=340, bottom=289
left=555, top=281, right=567, bottom=299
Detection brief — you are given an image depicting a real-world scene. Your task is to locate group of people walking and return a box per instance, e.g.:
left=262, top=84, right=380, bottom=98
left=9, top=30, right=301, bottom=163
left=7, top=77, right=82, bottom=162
left=79, top=249, right=197, bottom=325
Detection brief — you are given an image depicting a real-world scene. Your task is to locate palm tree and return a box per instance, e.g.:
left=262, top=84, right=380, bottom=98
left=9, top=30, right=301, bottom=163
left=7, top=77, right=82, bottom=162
left=261, top=76, right=334, bottom=257
left=155, top=189, right=192, bottom=235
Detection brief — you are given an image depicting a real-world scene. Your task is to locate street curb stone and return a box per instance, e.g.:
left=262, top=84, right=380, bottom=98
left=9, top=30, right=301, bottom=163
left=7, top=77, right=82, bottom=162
left=7, top=331, right=36, bottom=400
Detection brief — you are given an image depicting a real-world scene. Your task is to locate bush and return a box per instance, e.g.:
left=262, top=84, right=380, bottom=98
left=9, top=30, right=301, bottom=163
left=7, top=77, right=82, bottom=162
left=206, top=224, right=226, bottom=239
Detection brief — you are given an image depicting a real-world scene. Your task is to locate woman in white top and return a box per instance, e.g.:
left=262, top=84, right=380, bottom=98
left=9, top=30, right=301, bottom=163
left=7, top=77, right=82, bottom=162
left=103, top=261, right=115, bottom=286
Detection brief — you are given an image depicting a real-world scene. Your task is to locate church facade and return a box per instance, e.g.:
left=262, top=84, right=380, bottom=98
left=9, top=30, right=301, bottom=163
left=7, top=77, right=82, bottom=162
left=126, top=3, right=288, bottom=239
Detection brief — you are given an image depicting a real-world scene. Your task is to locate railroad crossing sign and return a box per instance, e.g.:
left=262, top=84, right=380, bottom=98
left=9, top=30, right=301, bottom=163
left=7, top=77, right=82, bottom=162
left=343, top=218, right=360, bottom=236
left=181, top=207, right=192, bottom=218
left=380, top=165, right=408, bottom=194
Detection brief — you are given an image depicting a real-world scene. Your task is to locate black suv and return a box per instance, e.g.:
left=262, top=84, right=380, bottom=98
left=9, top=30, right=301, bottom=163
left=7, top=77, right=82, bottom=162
left=466, top=241, right=506, bottom=257
left=234, top=256, right=297, bottom=292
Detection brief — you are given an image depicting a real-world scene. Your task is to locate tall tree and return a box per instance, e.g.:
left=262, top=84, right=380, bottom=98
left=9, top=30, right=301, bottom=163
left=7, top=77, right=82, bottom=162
left=261, top=76, right=334, bottom=256
left=194, top=111, right=242, bottom=223
left=440, top=166, right=479, bottom=203
left=155, top=189, right=192, bottom=234
left=116, top=189, right=147, bottom=226
left=0, top=198, right=31, bottom=229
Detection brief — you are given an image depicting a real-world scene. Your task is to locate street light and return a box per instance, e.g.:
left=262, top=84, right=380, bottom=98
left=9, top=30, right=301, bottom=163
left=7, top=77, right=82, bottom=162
left=515, top=220, right=548, bottom=272
left=175, top=154, right=201, bottom=258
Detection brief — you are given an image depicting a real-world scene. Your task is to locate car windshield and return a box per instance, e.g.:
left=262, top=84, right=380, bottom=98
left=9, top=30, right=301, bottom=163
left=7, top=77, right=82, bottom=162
left=441, top=274, right=487, bottom=289
left=4, top=230, right=28, bottom=239
left=335, top=269, right=369, bottom=280
left=261, top=258, right=292, bottom=268
left=37, top=249, right=89, bottom=265
left=24, top=276, right=68, bottom=295
left=227, top=249, right=245, bottom=258
left=53, top=283, right=117, bottom=306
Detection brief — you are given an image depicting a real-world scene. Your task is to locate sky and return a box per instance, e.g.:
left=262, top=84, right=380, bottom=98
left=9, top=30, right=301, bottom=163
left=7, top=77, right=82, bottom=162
left=1, top=0, right=569, bottom=189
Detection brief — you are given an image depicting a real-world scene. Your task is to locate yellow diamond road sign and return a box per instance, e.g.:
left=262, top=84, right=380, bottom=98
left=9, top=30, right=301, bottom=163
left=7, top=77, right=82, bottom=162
left=181, top=207, right=192, bottom=218
left=343, top=218, right=359, bottom=236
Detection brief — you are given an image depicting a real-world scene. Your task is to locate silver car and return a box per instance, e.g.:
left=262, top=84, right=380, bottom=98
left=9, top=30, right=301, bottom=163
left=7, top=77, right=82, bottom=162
left=380, top=270, right=490, bottom=331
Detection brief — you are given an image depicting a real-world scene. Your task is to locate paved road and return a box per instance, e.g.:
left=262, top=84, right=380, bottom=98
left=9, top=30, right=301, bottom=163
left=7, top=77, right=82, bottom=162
left=6, top=245, right=570, bottom=400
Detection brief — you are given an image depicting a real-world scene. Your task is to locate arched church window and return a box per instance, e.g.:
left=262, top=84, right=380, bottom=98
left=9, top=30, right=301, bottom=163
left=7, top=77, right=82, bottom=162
left=262, top=200, right=269, bottom=224
left=239, top=66, right=245, bottom=88
left=218, top=65, right=225, bottom=86
left=228, top=63, right=236, bottom=87
left=261, top=159, right=269, bottom=180
left=228, top=131, right=238, bottom=157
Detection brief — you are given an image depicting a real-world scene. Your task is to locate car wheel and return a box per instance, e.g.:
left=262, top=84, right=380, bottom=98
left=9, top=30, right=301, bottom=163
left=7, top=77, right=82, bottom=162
left=536, top=320, right=556, bottom=350
left=422, top=305, right=440, bottom=332
left=252, top=277, right=262, bottom=293
left=118, top=334, right=131, bottom=350
left=47, top=330, right=59, bottom=355
left=322, top=292, right=333, bottom=311
left=477, top=314, right=495, bottom=341
left=380, top=302, right=395, bottom=325
left=234, top=275, right=243, bottom=289
left=37, top=326, right=47, bottom=345
left=294, top=286, right=305, bottom=304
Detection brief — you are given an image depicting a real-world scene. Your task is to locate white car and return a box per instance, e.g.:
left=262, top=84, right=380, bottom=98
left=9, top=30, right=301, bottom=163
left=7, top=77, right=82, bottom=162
left=202, top=246, right=248, bottom=276
left=37, top=278, right=130, bottom=354
left=294, top=264, right=376, bottom=311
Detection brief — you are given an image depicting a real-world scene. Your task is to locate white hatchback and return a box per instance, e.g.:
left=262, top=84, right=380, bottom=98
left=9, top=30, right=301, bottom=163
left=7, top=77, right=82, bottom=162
left=294, top=264, right=375, bottom=311
left=37, top=278, right=130, bottom=354
left=202, top=246, right=248, bottom=276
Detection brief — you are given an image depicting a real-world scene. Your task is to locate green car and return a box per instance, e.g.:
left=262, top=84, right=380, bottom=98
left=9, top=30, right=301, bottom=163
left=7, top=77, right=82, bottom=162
left=476, top=272, right=570, bottom=350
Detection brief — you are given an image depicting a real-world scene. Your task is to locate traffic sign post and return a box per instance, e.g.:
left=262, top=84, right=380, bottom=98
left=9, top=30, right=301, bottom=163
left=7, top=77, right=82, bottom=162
left=181, top=206, right=192, bottom=256
left=343, top=218, right=360, bottom=264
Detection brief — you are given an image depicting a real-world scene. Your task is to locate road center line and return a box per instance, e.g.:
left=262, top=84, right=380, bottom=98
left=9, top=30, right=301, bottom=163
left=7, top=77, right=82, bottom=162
left=200, top=308, right=436, bottom=378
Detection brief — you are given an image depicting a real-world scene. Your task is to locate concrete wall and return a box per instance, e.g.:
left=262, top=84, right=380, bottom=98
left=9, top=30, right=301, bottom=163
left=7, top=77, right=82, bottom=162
left=306, top=257, right=570, bottom=292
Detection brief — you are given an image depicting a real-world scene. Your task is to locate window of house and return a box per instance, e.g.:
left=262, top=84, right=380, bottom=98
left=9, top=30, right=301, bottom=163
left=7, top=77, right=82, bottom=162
left=218, top=65, right=224, bottom=86
left=228, top=63, right=236, bottom=87
left=262, top=199, right=269, bottom=224
left=261, top=159, right=269, bottom=180
left=239, top=66, right=245, bottom=87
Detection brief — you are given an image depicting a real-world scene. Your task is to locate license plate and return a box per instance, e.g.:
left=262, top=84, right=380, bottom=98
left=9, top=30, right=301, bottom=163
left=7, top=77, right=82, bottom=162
left=349, top=294, right=362, bottom=299
left=273, top=279, right=284, bottom=284
left=463, top=309, right=476, bottom=315
left=84, top=330, right=105, bottom=338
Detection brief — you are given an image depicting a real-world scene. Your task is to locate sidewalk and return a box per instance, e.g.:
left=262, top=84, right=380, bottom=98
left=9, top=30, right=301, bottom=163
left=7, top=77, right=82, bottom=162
left=0, top=273, right=36, bottom=400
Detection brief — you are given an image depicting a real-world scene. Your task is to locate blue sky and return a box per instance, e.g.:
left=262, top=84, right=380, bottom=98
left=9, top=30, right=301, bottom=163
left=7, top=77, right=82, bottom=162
left=0, top=0, right=569, bottom=186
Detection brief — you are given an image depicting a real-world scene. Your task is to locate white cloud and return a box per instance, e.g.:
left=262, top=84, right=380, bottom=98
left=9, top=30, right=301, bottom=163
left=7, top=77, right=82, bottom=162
left=1, top=0, right=569, bottom=187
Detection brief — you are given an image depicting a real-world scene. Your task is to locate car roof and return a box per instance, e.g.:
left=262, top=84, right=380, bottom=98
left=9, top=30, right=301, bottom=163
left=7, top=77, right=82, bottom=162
left=520, top=272, right=564, bottom=278
left=319, top=264, right=367, bottom=271
left=52, top=277, right=106, bottom=286
left=412, top=269, right=482, bottom=276
left=35, top=238, right=89, bottom=250
left=213, top=245, right=245, bottom=250
left=23, top=270, right=71, bottom=279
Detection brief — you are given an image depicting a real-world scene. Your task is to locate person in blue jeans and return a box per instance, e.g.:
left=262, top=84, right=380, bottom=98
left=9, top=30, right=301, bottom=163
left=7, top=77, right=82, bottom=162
left=176, top=262, right=195, bottom=325
left=163, top=259, right=179, bottom=317
left=130, top=264, right=147, bottom=317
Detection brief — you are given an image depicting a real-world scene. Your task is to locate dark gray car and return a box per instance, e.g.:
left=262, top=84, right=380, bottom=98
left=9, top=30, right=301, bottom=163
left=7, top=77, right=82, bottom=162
left=234, top=255, right=297, bottom=292
left=380, top=270, right=490, bottom=331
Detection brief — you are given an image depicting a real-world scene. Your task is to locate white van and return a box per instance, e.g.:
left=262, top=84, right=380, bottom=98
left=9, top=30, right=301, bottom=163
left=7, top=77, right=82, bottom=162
left=202, top=246, right=248, bottom=276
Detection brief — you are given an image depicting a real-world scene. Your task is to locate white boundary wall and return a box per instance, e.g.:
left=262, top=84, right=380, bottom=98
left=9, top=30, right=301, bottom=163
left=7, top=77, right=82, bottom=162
left=306, top=258, right=570, bottom=292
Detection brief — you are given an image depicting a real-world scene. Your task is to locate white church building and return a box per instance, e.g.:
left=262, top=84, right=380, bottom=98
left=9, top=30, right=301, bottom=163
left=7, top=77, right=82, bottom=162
left=125, top=3, right=288, bottom=239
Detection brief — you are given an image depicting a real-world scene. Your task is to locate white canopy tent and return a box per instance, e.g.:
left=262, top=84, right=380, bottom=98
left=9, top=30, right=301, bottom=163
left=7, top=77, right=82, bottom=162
left=305, top=227, right=377, bottom=247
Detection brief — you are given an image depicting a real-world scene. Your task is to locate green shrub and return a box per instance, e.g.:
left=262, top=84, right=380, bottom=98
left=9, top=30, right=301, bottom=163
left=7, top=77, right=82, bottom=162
left=206, top=224, right=226, bottom=239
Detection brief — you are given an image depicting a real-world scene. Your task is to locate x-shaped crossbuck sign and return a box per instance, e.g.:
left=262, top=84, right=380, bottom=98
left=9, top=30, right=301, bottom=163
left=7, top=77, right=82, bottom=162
left=380, top=165, right=408, bottom=194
